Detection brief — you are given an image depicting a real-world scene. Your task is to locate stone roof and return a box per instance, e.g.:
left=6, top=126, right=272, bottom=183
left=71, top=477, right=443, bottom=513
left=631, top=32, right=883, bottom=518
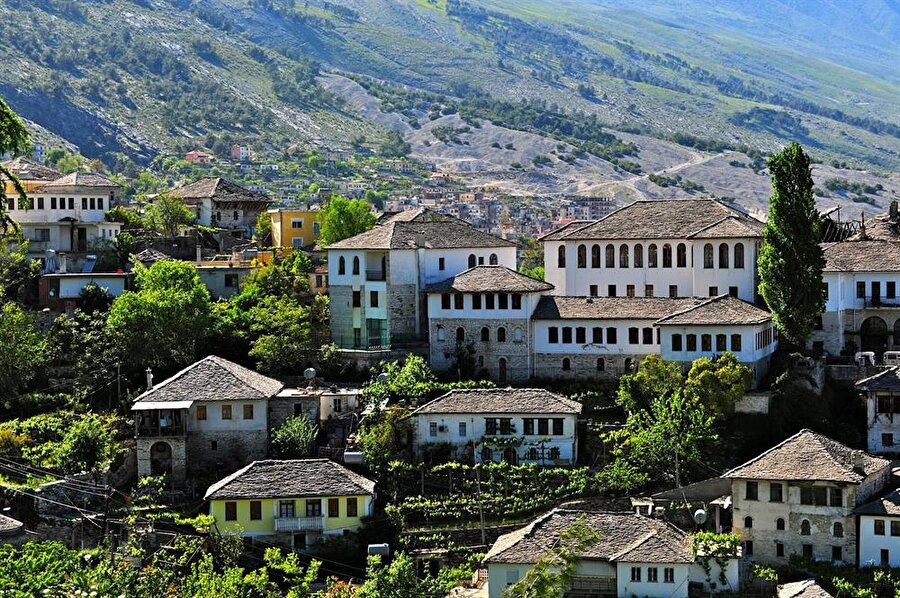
left=172, top=177, right=271, bottom=204
left=855, top=367, right=900, bottom=392
left=822, top=240, right=900, bottom=272
left=37, top=172, right=119, bottom=189
left=425, top=266, right=553, bottom=293
left=328, top=208, right=514, bottom=250
left=538, top=220, right=593, bottom=241
left=133, top=248, right=173, bottom=263
left=553, top=199, right=763, bottom=241
left=533, top=296, right=703, bottom=321
left=484, top=509, right=693, bottom=565
left=856, top=488, right=900, bottom=516
left=413, top=388, right=581, bottom=416
left=132, top=355, right=283, bottom=406
left=724, top=429, right=890, bottom=484
left=0, top=513, right=24, bottom=536
left=778, top=580, right=835, bottom=598
left=655, top=295, right=773, bottom=326
left=1, top=158, right=60, bottom=182
left=204, top=459, right=375, bottom=500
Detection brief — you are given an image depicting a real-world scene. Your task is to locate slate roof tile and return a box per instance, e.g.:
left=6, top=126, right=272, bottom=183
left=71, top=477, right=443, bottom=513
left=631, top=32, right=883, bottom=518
left=533, top=296, right=703, bottom=321
left=822, top=240, right=900, bottom=272
left=204, top=459, right=375, bottom=500
left=413, top=388, right=581, bottom=415
left=1, top=158, right=61, bottom=182
left=855, top=366, right=900, bottom=391
left=855, top=487, right=900, bottom=516
left=425, top=266, right=553, bottom=293
left=654, top=295, right=772, bottom=326
left=172, top=177, right=271, bottom=204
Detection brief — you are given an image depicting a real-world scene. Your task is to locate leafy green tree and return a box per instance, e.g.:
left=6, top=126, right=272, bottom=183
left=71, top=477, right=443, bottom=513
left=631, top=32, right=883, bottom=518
left=248, top=295, right=314, bottom=376
left=0, top=230, right=40, bottom=299
left=255, top=210, right=272, bottom=243
left=0, top=97, right=30, bottom=230
left=144, top=191, right=195, bottom=237
left=358, top=405, right=413, bottom=479
left=359, top=553, right=438, bottom=598
left=78, top=283, right=114, bottom=315
left=53, top=413, right=117, bottom=474
left=684, top=353, right=752, bottom=419
left=317, top=196, right=376, bottom=246
left=105, top=205, right=144, bottom=229
left=0, top=302, right=47, bottom=400
left=758, top=142, right=826, bottom=348
left=271, top=415, right=319, bottom=459
left=379, top=130, right=410, bottom=157
left=616, top=354, right=682, bottom=413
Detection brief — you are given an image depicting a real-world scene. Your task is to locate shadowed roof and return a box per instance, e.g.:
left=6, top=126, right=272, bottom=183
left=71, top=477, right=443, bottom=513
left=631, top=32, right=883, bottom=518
left=172, top=177, right=271, bottom=204
left=533, top=296, right=703, bottom=320
left=822, top=240, right=900, bottom=272
left=425, top=266, right=553, bottom=293
left=204, top=459, right=375, bottom=500
left=412, top=388, right=581, bottom=415
left=655, top=294, right=772, bottom=326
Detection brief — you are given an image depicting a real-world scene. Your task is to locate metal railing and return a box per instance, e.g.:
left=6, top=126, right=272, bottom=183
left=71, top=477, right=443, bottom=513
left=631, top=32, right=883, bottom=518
left=365, top=270, right=386, bottom=281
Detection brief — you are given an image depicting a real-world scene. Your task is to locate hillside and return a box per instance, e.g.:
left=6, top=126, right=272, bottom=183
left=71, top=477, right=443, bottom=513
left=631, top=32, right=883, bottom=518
left=0, top=0, right=897, bottom=213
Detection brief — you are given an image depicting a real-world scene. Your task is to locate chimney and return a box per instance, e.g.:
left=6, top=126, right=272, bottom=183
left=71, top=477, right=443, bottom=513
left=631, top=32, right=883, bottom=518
left=891, top=200, right=899, bottom=221
left=196, top=245, right=202, bottom=265
left=146, top=368, right=154, bottom=390
left=415, top=231, right=426, bottom=248
left=58, top=252, right=67, bottom=274
left=852, top=450, right=866, bottom=472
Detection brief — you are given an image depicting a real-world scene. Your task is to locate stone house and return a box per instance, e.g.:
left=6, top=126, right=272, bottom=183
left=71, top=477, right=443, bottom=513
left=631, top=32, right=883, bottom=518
left=171, top=177, right=272, bottom=236
left=777, top=579, right=835, bottom=598
left=132, top=356, right=284, bottom=483
left=410, top=388, right=581, bottom=465
left=855, top=366, right=900, bottom=456
left=205, top=459, right=375, bottom=548
left=725, top=429, right=891, bottom=566
left=484, top=508, right=740, bottom=598
left=856, top=487, right=900, bottom=567
left=426, top=266, right=552, bottom=383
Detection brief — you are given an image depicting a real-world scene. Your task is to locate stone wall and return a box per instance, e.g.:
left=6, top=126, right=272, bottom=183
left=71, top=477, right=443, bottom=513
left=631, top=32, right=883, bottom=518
left=429, top=317, right=530, bottom=382
left=136, top=436, right=187, bottom=483
left=532, top=352, right=643, bottom=381
left=329, top=284, right=357, bottom=347
left=387, top=283, right=419, bottom=341
left=268, top=396, right=320, bottom=431
left=186, top=430, right=267, bottom=475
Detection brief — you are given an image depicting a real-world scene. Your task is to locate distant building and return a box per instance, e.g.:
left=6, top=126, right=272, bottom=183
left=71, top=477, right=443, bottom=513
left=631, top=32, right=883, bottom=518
left=170, top=177, right=272, bottom=236
left=309, top=263, right=328, bottom=295
left=856, top=367, right=900, bottom=455
left=184, top=150, right=212, bottom=165
left=230, top=145, right=251, bottom=162
left=268, top=208, right=321, bottom=249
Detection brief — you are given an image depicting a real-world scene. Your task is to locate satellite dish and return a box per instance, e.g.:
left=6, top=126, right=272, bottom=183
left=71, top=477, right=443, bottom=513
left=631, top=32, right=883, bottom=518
left=377, top=372, right=389, bottom=384
left=304, top=368, right=317, bottom=380
left=694, top=509, right=708, bottom=525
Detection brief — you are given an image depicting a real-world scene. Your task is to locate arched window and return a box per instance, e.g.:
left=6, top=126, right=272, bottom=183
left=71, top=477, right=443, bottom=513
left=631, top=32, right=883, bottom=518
left=591, top=244, right=601, bottom=268
left=677, top=243, right=687, bottom=267
left=596, top=358, right=605, bottom=371
left=233, top=210, right=239, bottom=221
left=468, top=254, right=476, bottom=268
left=719, top=243, right=729, bottom=268
left=436, top=326, right=446, bottom=342
left=833, top=522, right=844, bottom=538
left=489, top=253, right=498, bottom=265
left=776, top=518, right=785, bottom=531
left=562, top=358, right=571, bottom=371
left=662, top=244, right=672, bottom=268
left=514, top=328, right=523, bottom=342
left=619, top=244, right=629, bottom=268
left=801, top=520, right=811, bottom=536
left=744, top=516, right=753, bottom=529
left=481, top=327, right=490, bottom=342
left=648, top=244, right=658, bottom=268
left=605, top=244, right=615, bottom=268
left=577, top=244, right=587, bottom=268
left=456, top=327, right=465, bottom=343
left=497, top=327, right=507, bottom=342
left=634, top=244, right=643, bottom=268
left=557, top=245, right=566, bottom=268
left=352, top=256, right=360, bottom=275
left=338, top=256, right=346, bottom=275
left=734, top=243, right=745, bottom=268
left=703, top=243, right=714, bottom=269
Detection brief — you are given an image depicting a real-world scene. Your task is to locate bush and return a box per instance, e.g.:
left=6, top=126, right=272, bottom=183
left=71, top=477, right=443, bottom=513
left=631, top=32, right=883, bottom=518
left=270, top=415, right=319, bottom=459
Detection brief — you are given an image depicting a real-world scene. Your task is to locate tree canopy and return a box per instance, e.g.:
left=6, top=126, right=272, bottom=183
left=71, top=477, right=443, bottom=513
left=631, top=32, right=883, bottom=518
left=317, top=196, right=376, bottom=246
left=0, top=97, right=30, bottom=230
left=144, top=191, right=195, bottom=237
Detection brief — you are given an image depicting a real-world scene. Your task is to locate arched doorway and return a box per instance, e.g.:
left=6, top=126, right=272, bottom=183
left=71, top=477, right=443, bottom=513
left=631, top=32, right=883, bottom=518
left=150, top=441, right=173, bottom=476
left=502, top=446, right=518, bottom=465
left=894, top=319, right=900, bottom=347
left=498, top=358, right=508, bottom=384
left=860, top=316, right=889, bottom=353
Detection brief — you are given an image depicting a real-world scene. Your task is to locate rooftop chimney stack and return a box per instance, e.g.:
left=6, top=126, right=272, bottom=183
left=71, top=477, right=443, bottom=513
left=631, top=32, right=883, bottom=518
left=196, top=245, right=202, bottom=265
left=146, top=368, right=154, bottom=390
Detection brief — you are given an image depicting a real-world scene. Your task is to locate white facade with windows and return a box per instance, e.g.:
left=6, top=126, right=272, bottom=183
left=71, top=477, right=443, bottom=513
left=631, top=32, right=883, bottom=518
left=858, top=489, right=900, bottom=568
left=856, top=367, right=900, bottom=456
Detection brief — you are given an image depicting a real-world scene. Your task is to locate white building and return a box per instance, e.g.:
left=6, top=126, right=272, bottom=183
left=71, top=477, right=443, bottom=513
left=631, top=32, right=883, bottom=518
left=541, top=199, right=762, bottom=302
left=725, top=429, right=891, bottom=566
left=484, top=508, right=740, bottom=598
left=410, top=388, right=581, bottom=465
left=856, top=367, right=900, bottom=456
left=327, top=208, right=516, bottom=350
left=171, top=177, right=273, bottom=235
left=857, top=487, right=900, bottom=568
left=811, top=240, right=900, bottom=357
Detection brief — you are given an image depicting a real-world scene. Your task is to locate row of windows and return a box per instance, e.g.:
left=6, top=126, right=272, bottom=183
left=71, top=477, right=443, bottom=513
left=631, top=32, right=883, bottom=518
left=630, top=566, right=675, bottom=583
left=874, top=518, right=900, bottom=536
left=744, top=515, right=844, bottom=538
left=196, top=404, right=254, bottom=420
left=337, top=255, right=386, bottom=277
left=755, top=327, right=776, bottom=349
left=439, top=326, right=524, bottom=343
left=671, top=333, right=742, bottom=352
left=429, top=418, right=565, bottom=437
left=562, top=242, right=746, bottom=270
left=467, top=253, right=499, bottom=268
left=214, top=211, right=242, bottom=222
left=223, top=497, right=359, bottom=521
left=8, top=196, right=107, bottom=211
left=548, top=326, right=618, bottom=345
left=588, top=284, right=738, bottom=299
left=351, top=290, right=380, bottom=308
left=440, top=292, right=523, bottom=310
left=745, top=481, right=842, bottom=506
left=560, top=357, right=625, bottom=372
left=856, top=280, right=899, bottom=300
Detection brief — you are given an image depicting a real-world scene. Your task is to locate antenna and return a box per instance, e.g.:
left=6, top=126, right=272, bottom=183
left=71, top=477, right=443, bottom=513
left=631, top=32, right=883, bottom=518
left=694, top=509, right=708, bottom=525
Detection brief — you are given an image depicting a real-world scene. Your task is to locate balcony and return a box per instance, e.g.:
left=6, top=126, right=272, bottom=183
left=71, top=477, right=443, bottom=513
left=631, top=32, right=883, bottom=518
left=365, top=269, right=386, bottom=281
left=864, top=297, right=900, bottom=309
left=274, top=516, right=325, bottom=532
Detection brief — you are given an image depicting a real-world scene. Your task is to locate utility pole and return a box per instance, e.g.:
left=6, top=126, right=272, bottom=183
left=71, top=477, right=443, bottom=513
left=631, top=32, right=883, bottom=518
left=476, top=465, right=486, bottom=547
left=115, top=362, right=121, bottom=411
left=675, top=450, right=680, bottom=488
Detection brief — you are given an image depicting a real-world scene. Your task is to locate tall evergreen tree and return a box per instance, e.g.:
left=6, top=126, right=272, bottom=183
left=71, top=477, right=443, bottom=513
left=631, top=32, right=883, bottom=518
left=757, top=142, right=826, bottom=349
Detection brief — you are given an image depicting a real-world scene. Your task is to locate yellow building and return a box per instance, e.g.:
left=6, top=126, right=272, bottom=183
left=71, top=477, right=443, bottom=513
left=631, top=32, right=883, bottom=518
left=205, top=459, right=375, bottom=547
left=269, top=208, right=321, bottom=249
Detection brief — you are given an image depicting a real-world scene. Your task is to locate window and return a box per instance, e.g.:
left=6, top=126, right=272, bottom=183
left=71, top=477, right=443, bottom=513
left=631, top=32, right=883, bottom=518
left=557, top=245, right=566, bottom=268
left=776, top=542, right=785, bottom=557
left=468, top=254, right=476, bottom=268
left=709, top=286, right=719, bottom=297
left=478, top=256, right=484, bottom=265
left=548, top=327, right=559, bottom=343
left=664, top=568, right=674, bottom=583
left=81, top=197, right=88, bottom=210
left=500, top=418, right=512, bottom=435
left=221, top=405, right=232, bottom=420
left=648, top=244, right=658, bottom=268
left=833, top=522, right=844, bottom=538
left=719, top=243, right=729, bottom=268
left=481, top=327, right=490, bottom=342
left=634, top=244, right=643, bottom=267
left=744, top=516, right=753, bottom=528
left=642, top=327, right=653, bottom=344
left=250, top=501, right=262, bottom=520
left=875, top=519, right=885, bottom=535
left=745, top=481, right=758, bottom=500
left=703, top=243, right=714, bottom=268
left=442, top=294, right=451, bottom=309
left=233, top=210, right=239, bottom=221
left=291, top=219, right=303, bottom=229
left=590, top=244, right=601, bottom=268
left=701, top=334, right=712, bottom=351
left=489, top=253, right=498, bottom=265
left=243, top=404, right=254, bottom=420
left=352, top=291, right=361, bottom=308
left=801, top=520, right=811, bottom=536
left=68, top=198, right=74, bottom=210
left=35, top=228, right=50, bottom=242
left=352, top=256, right=360, bottom=275
left=50, top=197, right=57, bottom=210
left=631, top=567, right=641, bottom=582
left=429, top=422, right=438, bottom=437
left=669, top=285, right=678, bottom=298
left=882, top=549, right=890, bottom=567
left=822, top=282, right=829, bottom=300
left=481, top=446, right=493, bottom=462
left=729, top=286, right=739, bottom=298
left=629, top=327, right=639, bottom=344
left=672, top=334, right=683, bottom=351
left=608, top=284, right=617, bottom=297
left=677, top=243, right=687, bottom=267
left=562, top=358, right=571, bottom=371
left=892, top=520, right=900, bottom=537
left=626, top=284, right=635, bottom=297
left=306, top=499, right=322, bottom=517
left=619, top=244, right=629, bottom=268
left=647, top=567, right=658, bottom=582
left=328, top=498, right=339, bottom=518
left=687, top=334, right=697, bottom=351
left=538, top=419, right=549, bottom=435
left=770, top=483, right=783, bottom=502
left=523, top=419, right=535, bottom=435
left=459, top=422, right=467, bottom=437
left=472, top=294, right=482, bottom=309
left=883, top=433, right=894, bottom=447
left=338, top=256, right=346, bottom=275
left=592, top=327, right=603, bottom=343
left=596, top=358, right=605, bottom=371
left=890, top=281, right=897, bottom=299
left=347, top=497, right=359, bottom=517
left=552, top=418, right=563, bottom=435
left=577, top=244, right=587, bottom=268
left=505, top=569, right=520, bottom=586
left=562, top=327, right=573, bottom=343
left=512, top=294, right=522, bottom=309
left=211, top=440, right=218, bottom=451
left=734, top=243, right=745, bottom=268
left=662, top=244, right=672, bottom=267
left=745, top=540, right=754, bottom=556
left=576, top=327, right=586, bottom=344
left=607, top=327, right=617, bottom=343
left=830, top=488, right=843, bottom=507
left=454, top=294, right=464, bottom=309
left=499, top=294, right=509, bottom=309
left=196, top=405, right=207, bottom=420
left=645, top=284, right=654, bottom=297
left=776, top=518, right=785, bottom=530
left=225, top=501, right=237, bottom=521
left=716, top=334, right=727, bottom=352
left=605, top=244, right=615, bottom=268
left=225, top=274, right=239, bottom=288
left=439, top=257, right=445, bottom=270
left=485, top=419, right=498, bottom=435
left=497, top=327, right=507, bottom=342
left=858, top=281, right=866, bottom=298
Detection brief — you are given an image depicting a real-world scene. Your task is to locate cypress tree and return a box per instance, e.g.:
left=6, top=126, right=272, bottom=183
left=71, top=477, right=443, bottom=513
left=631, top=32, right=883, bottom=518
left=757, top=142, right=826, bottom=349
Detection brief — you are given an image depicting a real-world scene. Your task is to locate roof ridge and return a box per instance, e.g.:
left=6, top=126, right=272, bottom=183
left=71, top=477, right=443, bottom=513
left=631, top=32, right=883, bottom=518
left=723, top=428, right=813, bottom=478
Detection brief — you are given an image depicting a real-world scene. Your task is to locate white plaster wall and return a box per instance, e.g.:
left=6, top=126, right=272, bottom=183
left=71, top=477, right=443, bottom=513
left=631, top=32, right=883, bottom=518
left=486, top=563, right=527, bottom=598
left=866, top=395, right=900, bottom=454
left=616, top=562, right=689, bottom=598
left=688, top=558, right=741, bottom=593
left=859, top=515, right=900, bottom=567
left=11, top=191, right=113, bottom=225
left=533, top=318, right=660, bottom=354
left=691, top=239, right=758, bottom=302
left=427, top=291, right=541, bottom=321
left=58, top=275, right=127, bottom=298
left=543, top=241, right=567, bottom=294
left=188, top=399, right=268, bottom=433
left=658, top=323, right=776, bottom=364
left=422, top=246, right=516, bottom=285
